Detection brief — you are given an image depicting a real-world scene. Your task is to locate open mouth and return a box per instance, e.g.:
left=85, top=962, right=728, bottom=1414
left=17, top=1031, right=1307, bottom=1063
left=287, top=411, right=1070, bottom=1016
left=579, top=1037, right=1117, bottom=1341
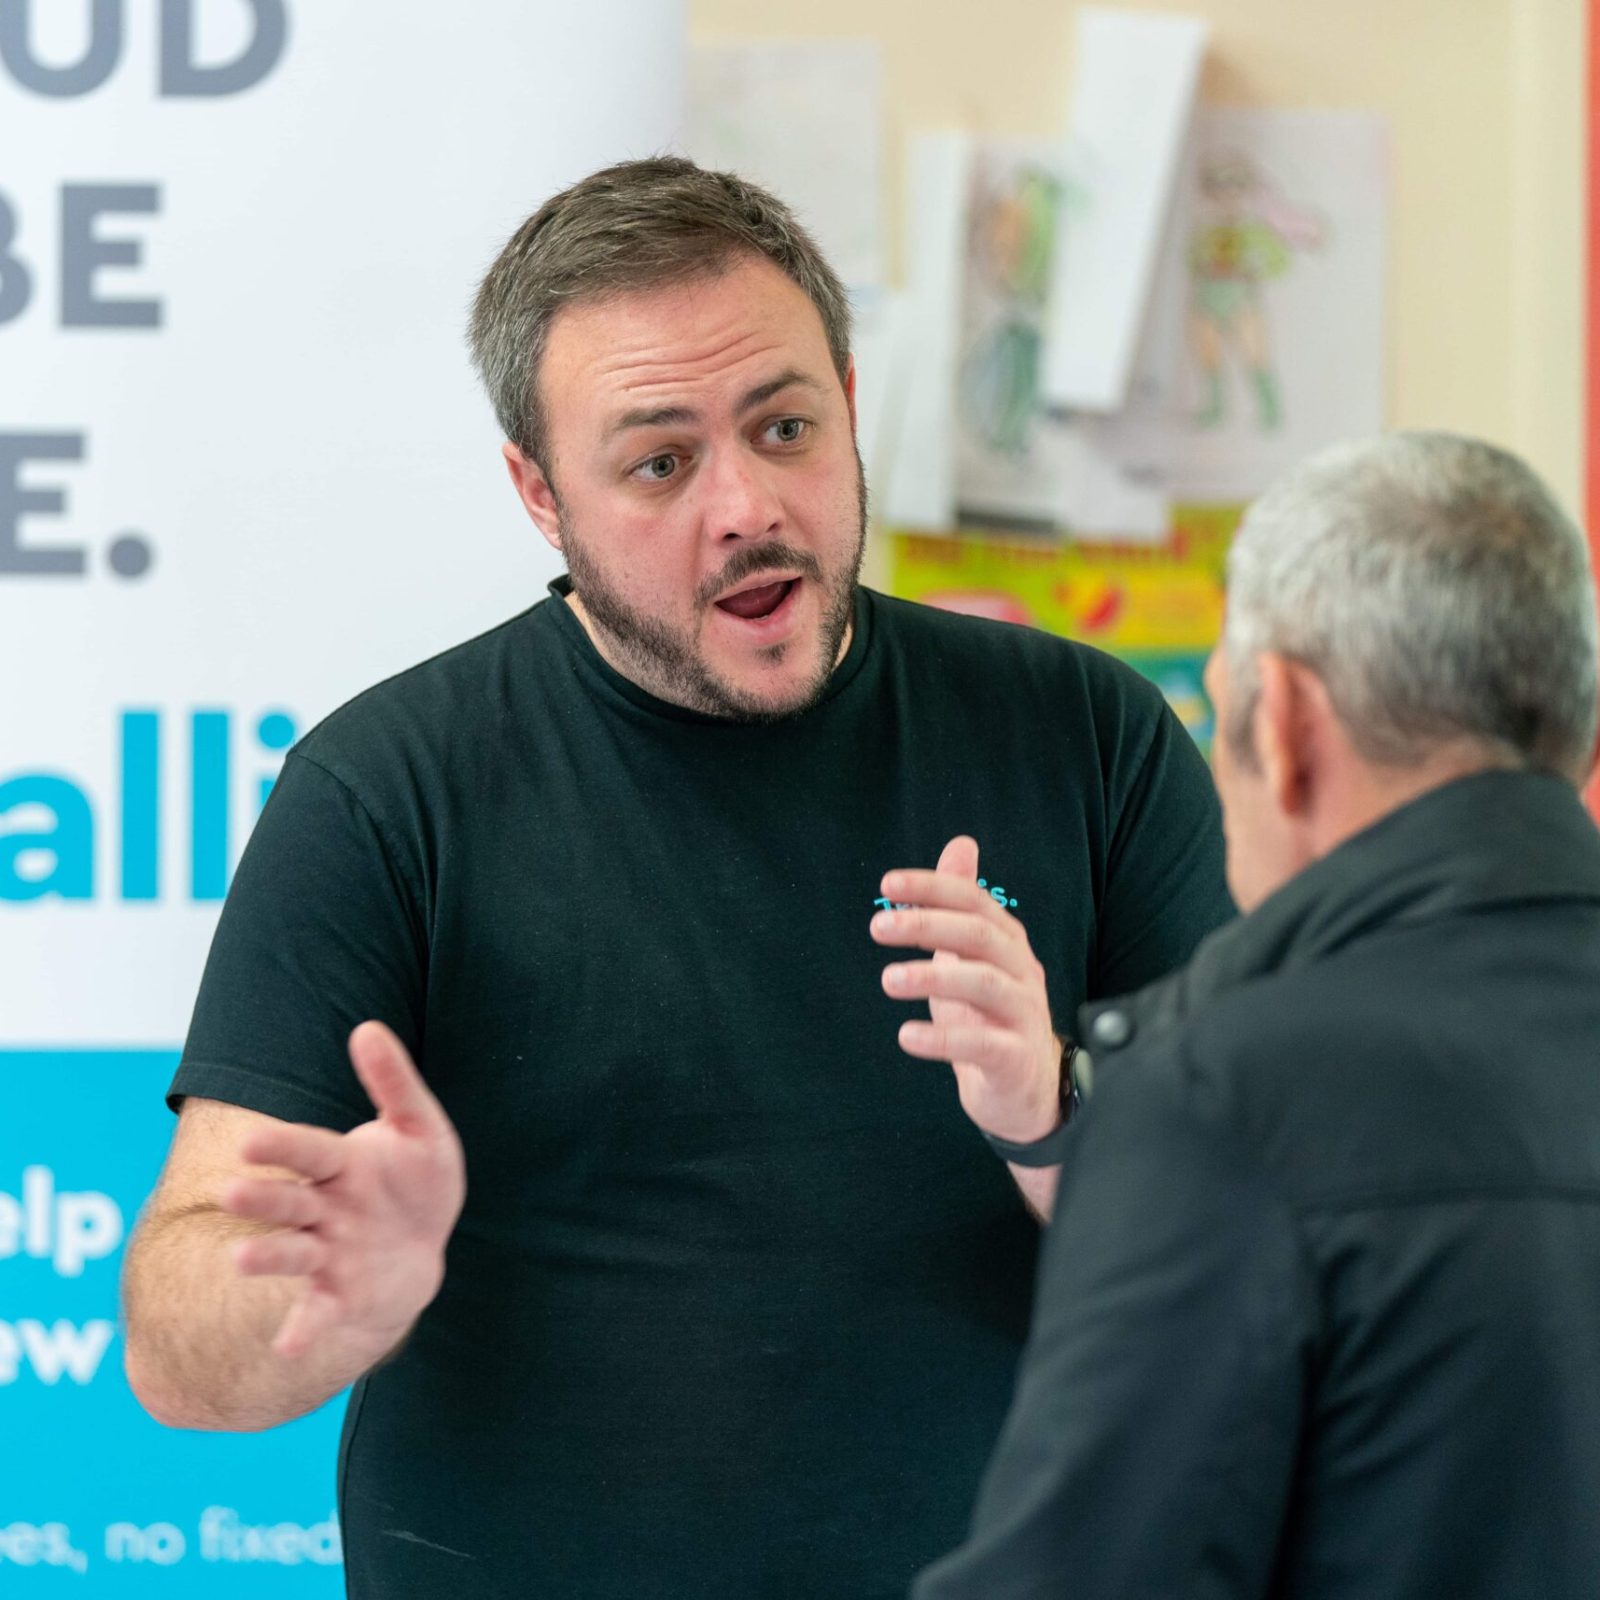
left=713, top=577, right=798, bottom=622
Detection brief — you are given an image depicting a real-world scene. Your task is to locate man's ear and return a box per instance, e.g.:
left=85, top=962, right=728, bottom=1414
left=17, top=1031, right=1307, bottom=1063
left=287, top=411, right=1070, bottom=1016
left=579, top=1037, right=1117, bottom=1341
left=1254, top=652, right=1317, bottom=817
left=844, top=357, right=858, bottom=437
left=1583, top=716, right=1600, bottom=788
left=502, top=442, right=563, bottom=552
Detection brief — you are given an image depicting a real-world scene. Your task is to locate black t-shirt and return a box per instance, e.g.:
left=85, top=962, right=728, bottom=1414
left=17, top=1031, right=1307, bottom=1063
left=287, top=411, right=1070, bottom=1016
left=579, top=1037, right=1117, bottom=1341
left=171, top=581, right=1232, bottom=1600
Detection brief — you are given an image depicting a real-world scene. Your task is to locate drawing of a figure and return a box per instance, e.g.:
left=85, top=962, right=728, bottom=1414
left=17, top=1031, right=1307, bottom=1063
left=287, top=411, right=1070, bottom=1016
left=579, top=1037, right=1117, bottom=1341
left=1188, top=151, right=1325, bottom=431
left=960, top=161, right=1061, bottom=455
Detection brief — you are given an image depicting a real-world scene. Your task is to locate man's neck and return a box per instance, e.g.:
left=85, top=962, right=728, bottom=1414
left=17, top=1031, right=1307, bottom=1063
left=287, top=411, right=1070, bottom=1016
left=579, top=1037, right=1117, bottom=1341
left=1312, top=742, right=1524, bottom=864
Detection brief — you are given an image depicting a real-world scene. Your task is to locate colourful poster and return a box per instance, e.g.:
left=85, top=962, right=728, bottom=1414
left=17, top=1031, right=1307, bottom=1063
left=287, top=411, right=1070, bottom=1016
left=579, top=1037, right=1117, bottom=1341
left=887, top=504, right=1244, bottom=755
left=1106, top=109, right=1389, bottom=504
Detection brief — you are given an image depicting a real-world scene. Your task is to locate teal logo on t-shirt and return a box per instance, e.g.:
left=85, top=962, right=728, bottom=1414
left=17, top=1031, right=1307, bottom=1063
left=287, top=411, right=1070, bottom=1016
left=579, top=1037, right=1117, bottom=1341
left=872, top=877, right=1019, bottom=912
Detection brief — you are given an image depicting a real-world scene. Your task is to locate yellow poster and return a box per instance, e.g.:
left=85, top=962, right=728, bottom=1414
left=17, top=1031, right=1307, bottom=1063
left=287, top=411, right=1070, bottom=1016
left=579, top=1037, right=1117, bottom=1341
left=888, top=505, right=1241, bottom=650
left=886, top=505, right=1245, bottom=754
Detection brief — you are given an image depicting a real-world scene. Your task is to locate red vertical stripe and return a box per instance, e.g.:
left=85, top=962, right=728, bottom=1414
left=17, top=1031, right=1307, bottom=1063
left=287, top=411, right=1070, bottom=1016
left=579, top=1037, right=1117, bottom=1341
left=1588, top=0, right=1600, bottom=814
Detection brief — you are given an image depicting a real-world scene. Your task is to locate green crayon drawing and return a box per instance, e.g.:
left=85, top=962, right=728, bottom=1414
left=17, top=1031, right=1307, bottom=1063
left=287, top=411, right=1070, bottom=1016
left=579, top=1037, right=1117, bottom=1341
left=960, top=161, right=1065, bottom=457
left=1188, top=151, right=1326, bottom=432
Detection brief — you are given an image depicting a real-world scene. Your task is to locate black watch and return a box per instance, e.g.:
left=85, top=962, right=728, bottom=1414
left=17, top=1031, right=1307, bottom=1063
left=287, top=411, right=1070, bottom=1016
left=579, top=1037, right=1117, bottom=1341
left=980, top=1041, right=1083, bottom=1168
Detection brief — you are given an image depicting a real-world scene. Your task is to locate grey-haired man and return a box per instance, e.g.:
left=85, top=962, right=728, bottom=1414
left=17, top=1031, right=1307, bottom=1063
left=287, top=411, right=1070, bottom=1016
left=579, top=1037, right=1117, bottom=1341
left=917, top=433, right=1600, bottom=1599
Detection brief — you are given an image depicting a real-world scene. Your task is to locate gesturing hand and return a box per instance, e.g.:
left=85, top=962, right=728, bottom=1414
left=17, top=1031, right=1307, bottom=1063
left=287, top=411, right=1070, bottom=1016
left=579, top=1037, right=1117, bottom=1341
left=218, top=1021, right=466, bottom=1361
left=872, top=836, right=1063, bottom=1145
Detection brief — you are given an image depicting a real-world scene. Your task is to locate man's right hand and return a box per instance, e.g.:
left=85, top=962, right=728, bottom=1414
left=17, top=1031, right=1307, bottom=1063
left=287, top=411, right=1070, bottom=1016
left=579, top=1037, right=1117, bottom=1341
left=219, top=1020, right=466, bottom=1361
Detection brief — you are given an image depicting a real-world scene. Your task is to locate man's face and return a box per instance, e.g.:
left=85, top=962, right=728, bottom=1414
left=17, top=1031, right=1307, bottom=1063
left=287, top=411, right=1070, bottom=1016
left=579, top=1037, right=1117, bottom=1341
left=516, top=254, right=866, bottom=721
left=1205, top=645, right=1285, bottom=913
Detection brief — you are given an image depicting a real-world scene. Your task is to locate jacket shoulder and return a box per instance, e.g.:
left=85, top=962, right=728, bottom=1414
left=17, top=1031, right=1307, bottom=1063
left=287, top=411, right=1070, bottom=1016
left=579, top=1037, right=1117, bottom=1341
left=1138, top=914, right=1600, bottom=1208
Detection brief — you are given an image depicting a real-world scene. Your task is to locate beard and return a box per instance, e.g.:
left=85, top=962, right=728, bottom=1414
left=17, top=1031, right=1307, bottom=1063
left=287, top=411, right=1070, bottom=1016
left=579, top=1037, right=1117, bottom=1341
left=558, top=454, right=868, bottom=723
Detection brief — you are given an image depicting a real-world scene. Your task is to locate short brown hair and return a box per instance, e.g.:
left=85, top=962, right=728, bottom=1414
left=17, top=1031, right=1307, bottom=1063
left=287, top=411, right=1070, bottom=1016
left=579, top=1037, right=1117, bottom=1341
left=468, top=156, right=853, bottom=470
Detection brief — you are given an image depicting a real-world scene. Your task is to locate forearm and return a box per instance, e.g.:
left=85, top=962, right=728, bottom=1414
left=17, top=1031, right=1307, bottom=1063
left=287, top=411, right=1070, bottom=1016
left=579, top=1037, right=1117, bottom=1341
left=121, top=1207, right=396, bottom=1432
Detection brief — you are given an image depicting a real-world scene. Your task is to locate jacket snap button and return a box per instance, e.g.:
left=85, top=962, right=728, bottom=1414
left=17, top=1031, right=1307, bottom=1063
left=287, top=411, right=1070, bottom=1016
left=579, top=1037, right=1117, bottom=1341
left=1091, top=1010, right=1133, bottom=1048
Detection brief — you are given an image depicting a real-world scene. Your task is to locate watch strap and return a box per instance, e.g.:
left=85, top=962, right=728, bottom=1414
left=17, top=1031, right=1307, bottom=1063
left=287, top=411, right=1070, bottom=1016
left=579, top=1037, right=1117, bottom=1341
left=980, top=1043, right=1083, bottom=1168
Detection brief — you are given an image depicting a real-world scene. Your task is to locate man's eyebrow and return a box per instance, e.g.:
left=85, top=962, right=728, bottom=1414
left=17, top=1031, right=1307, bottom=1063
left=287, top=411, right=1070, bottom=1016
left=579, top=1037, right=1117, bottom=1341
left=605, top=402, right=699, bottom=440
left=603, top=370, right=825, bottom=442
left=736, top=369, right=824, bottom=413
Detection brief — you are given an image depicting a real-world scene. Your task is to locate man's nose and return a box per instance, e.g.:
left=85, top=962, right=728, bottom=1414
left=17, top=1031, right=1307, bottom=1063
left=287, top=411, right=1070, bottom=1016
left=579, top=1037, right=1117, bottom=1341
left=703, top=447, right=783, bottom=541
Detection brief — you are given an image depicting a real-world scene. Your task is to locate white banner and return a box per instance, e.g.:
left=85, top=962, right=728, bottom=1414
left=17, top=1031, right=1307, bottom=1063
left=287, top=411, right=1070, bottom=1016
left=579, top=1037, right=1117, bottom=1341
left=1, top=0, right=685, bottom=1044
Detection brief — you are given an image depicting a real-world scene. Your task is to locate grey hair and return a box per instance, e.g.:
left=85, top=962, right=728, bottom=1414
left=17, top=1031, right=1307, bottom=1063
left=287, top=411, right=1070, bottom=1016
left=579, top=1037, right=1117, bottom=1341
left=468, top=156, right=853, bottom=471
left=1224, top=432, right=1599, bottom=782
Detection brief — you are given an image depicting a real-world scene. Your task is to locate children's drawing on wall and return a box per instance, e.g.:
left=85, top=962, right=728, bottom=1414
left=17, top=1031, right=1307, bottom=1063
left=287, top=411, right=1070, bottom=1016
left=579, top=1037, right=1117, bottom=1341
left=960, top=159, right=1060, bottom=457
left=1101, top=109, right=1387, bottom=504
left=949, top=144, right=1170, bottom=537
left=953, top=143, right=1072, bottom=525
left=1187, top=151, right=1326, bottom=432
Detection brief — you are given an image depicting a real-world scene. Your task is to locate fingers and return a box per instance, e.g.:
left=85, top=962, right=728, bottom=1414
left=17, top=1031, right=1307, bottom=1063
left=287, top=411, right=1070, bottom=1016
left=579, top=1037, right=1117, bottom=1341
left=348, top=1020, right=446, bottom=1138
left=233, top=1230, right=328, bottom=1280
left=897, top=1018, right=1031, bottom=1077
left=272, top=1286, right=341, bottom=1361
left=870, top=906, right=1028, bottom=972
left=222, top=1175, right=325, bottom=1230
left=237, top=1121, right=345, bottom=1184
left=881, top=955, right=1031, bottom=1025
left=879, top=868, right=1019, bottom=927
left=935, top=834, right=979, bottom=880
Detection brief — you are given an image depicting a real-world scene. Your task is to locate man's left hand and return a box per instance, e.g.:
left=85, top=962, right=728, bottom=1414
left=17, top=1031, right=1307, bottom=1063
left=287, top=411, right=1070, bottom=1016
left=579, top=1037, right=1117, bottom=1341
left=871, top=836, right=1063, bottom=1145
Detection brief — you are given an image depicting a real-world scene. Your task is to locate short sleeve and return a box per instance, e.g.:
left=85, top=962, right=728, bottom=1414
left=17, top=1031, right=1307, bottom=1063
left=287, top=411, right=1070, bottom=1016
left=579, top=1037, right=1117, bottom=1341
left=168, top=750, right=427, bottom=1130
left=1095, top=700, right=1233, bottom=997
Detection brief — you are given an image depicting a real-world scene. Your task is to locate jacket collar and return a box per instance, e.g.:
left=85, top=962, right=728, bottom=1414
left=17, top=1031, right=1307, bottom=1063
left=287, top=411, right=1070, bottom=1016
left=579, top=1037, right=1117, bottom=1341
left=1077, top=768, right=1600, bottom=1067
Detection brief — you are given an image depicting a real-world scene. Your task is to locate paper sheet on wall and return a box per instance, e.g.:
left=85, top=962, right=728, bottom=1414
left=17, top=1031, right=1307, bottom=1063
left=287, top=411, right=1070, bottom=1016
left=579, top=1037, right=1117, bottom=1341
left=683, top=39, right=884, bottom=291
left=948, top=138, right=1168, bottom=537
left=1042, top=7, right=1208, bottom=412
left=1100, top=109, right=1390, bottom=503
left=879, top=131, right=969, bottom=531
left=850, top=288, right=917, bottom=501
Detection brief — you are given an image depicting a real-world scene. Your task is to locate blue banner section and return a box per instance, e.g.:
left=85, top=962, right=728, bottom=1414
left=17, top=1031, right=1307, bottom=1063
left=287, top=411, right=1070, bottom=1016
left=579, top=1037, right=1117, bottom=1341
left=0, top=1052, right=344, bottom=1592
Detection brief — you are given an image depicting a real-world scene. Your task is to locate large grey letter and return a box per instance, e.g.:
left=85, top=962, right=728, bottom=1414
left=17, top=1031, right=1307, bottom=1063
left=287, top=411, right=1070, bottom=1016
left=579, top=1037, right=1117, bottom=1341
left=159, top=0, right=286, bottom=97
left=0, top=435, right=88, bottom=577
left=61, top=185, right=162, bottom=329
left=0, top=0, right=120, bottom=97
left=0, top=190, right=33, bottom=324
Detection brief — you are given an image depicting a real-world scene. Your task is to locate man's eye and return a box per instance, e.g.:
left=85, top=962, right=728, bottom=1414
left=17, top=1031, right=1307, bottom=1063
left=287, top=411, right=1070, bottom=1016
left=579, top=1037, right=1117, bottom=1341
left=634, top=453, right=678, bottom=482
left=769, top=418, right=808, bottom=445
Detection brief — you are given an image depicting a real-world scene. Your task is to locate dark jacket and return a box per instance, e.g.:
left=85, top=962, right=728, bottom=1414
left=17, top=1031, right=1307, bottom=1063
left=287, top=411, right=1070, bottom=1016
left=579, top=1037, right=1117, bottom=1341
left=915, top=769, right=1600, bottom=1600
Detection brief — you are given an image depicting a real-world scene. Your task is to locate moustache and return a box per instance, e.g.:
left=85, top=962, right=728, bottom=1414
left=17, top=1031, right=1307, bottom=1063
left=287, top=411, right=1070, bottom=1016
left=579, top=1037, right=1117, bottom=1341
left=696, top=543, right=824, bottom=608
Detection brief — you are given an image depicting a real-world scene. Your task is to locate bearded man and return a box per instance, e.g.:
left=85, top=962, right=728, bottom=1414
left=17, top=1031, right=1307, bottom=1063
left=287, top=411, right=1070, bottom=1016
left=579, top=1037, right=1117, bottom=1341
left=122, top=159, right=1231, bottom=1599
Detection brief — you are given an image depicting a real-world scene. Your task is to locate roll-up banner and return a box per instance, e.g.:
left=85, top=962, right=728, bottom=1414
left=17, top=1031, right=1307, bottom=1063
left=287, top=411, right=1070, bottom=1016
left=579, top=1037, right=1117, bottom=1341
left=1, top=3, right=683, bottom=1587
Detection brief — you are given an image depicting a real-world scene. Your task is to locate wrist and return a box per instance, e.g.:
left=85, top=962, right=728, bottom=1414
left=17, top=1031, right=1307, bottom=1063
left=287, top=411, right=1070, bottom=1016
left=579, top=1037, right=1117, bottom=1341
left=979, top=1039, right=1082, bottom=1169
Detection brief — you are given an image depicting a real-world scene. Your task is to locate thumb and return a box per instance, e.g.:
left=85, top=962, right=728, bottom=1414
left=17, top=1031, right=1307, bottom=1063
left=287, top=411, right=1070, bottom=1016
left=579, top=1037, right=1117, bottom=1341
left=936, top=835, right=979, bottom=881
left=348, top=1020, right=446, bottom=1139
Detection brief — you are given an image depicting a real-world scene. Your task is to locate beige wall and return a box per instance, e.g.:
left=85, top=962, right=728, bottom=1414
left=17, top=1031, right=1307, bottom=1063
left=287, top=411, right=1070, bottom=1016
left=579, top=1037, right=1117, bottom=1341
left=691, top=0, right=1586, bottom=517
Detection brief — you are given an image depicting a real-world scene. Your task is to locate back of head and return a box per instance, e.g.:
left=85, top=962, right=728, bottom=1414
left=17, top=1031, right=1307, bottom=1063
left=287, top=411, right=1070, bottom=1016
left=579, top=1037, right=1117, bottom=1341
left=468, top=156, right=852, bottom=472
left=1223, top=432, right=1600, bottom=784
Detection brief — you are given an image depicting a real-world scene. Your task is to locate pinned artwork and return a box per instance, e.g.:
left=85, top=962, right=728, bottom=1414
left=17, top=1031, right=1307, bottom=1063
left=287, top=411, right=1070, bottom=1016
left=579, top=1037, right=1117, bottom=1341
left=887, top=506, right=1242, bottom=756
left=1105, top=109, right=1389, bottom=503
left=1042, top=6, right=1210, bottom=413
left=954, top=141, right=1072, bottom=527
left=949, top=141, right=1169, bottom=538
